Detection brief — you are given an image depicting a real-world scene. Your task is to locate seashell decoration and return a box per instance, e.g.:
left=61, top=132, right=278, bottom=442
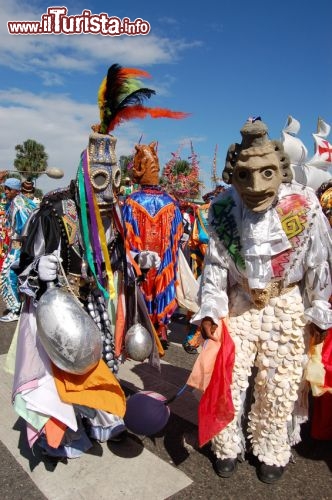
left=211, top=286, right=306, bottom=467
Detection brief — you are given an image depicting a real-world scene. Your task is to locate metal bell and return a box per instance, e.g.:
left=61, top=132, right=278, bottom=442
left=36, top=284, right=102, bottom=375
left=125, top=323, right=153, bottom=362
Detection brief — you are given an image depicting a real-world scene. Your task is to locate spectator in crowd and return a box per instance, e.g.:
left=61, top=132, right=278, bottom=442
left=0, top=177, right=36, bottom=322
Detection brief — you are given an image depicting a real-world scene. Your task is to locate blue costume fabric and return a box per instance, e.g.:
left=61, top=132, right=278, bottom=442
left=122, top=185, right=183, bottom=330
left=0, top=193, right=36, bottom=313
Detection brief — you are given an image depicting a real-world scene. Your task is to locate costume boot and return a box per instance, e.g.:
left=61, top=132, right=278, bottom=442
left=258, top=462, right=284, bottom=484
left=214, top=458, right=238, bottom=478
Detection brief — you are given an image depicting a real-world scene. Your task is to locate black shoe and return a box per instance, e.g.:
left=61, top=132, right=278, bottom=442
left=108, top=430, right=128, bottom=443
left=160, top=339, right=169, bottom=350
left=214, top=457, right=238, bottom=478
left=258, top=462, right=284, bottom=484
left=182, top=342, right=198, bottom=354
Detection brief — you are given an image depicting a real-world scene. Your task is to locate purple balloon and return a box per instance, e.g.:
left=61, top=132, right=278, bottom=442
left=124, top=391, right=171, bottom=436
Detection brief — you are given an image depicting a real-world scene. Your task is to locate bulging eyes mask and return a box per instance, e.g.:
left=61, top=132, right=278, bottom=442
left=87, top=132, right=121, bottom=210
left=223, top=120, right=292, bottom=212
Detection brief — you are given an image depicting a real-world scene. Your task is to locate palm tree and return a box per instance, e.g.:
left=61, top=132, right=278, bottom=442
left=14, top=139, right=48, bottom=180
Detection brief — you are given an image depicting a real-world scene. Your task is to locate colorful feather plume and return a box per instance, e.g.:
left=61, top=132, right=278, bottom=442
left=95, top=64, right=189, bottom=133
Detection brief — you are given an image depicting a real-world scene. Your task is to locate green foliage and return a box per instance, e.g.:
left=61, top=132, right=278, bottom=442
left=34, top=187, right=43, bottom=199
left=14, top=139, right=48, bottom=180
left=173, top=159, right=190, bottom=175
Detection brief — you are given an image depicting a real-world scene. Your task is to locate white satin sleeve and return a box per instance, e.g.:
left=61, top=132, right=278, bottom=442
left=191, top=236, right=229, bottom=325
left=303, top=207, right=332, bottom=329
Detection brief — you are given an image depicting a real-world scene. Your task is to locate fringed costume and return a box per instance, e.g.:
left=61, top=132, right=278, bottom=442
left=123, top=185, right=183, bottom=336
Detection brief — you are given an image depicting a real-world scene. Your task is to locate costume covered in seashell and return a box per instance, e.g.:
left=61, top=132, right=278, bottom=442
left=211, top=287, right=307, bottom=466
left=191, top=119, right=332, bottom=468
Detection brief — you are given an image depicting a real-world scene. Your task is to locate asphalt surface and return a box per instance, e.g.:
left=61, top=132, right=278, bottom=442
left=0, top=303, right=331, bottom=500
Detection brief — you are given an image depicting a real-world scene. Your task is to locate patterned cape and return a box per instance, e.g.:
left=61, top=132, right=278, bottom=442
left=122, top=186, right=183, bottom=326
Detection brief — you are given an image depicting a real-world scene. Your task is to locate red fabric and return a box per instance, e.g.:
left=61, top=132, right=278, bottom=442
left=114, top=283, right=126, bottom=358
left=322, top=328, right=332, bottom=388
left=311, top=330, right=332, bottom=440
left=198, top=322, right=235, bottom=447
left=311, top=392, right=332, bottom=440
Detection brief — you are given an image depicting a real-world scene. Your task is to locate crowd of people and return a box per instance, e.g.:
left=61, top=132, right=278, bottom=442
left=0, top=176, right=38, bottom=322
left=0, top=65, right=331, bottom=486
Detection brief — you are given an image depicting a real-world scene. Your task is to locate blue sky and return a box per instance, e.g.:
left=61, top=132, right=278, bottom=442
left=1, top=0, right=331, bottom=193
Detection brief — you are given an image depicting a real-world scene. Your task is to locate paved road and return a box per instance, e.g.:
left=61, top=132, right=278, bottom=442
left=0, top=305, right=331, bottom=499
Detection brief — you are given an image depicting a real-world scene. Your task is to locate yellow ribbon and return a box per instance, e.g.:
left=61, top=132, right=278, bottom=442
left=88, top=157, right=116, bottom=299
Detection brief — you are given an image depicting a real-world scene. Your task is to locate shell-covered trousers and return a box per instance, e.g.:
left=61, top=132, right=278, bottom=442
left=211, top=285, right=306, bottom=467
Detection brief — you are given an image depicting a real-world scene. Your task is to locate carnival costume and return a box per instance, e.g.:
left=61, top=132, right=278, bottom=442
left=0, top=189, right=36, bottom=317
left=189, top=119, right=332, bottom=483
left=12, top=132, right=129, bottom=458
left=183, top=189, right=225, bottom=353
left=181, top=202, right=210, bottom=354
left=282, top=119, right=332, bottom=441
left=122, top=142, right=184, bottom=343
left=281, top=116, right=332, bottom=191
left=307, top=177, right=332, bottom=441
left=9, top=63, right=188, bottom=459
left=0, top=193, right=10, bottom=270
left=188, top=202, right=210, bottom=279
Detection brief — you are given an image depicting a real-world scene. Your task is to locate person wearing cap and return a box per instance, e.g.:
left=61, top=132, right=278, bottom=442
left=0, top=177, right=36, bottom=322
left=123, top=176, right=133, bottom=196
left=189, top=119, right=332, bottom=483
left=21, top=179, right=37, bottom=201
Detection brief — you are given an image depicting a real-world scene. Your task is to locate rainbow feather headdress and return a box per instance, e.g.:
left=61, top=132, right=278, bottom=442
left=93, top=63, right=189, bottom=133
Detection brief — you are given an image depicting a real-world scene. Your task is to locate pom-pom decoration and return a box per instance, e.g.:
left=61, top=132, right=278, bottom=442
left=160, top=141, right=203, bottom=200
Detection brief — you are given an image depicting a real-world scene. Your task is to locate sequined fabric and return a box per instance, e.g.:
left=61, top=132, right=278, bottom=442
left=123, top=186, right=183, bottom=327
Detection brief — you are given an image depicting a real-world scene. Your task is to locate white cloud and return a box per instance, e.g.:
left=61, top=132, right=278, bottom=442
left=0, top=87, right=208, bottom=194
left=0, top=1, right=205, bottom=193
left=0, top=88, right=145, bottom=192
left=1, top=1, right=202, bottom=84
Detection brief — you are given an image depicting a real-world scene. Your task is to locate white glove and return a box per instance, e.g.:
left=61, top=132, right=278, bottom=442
left=38, top=254, right=59, bottom=282
left=138, top=250, right=161, bottom=270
